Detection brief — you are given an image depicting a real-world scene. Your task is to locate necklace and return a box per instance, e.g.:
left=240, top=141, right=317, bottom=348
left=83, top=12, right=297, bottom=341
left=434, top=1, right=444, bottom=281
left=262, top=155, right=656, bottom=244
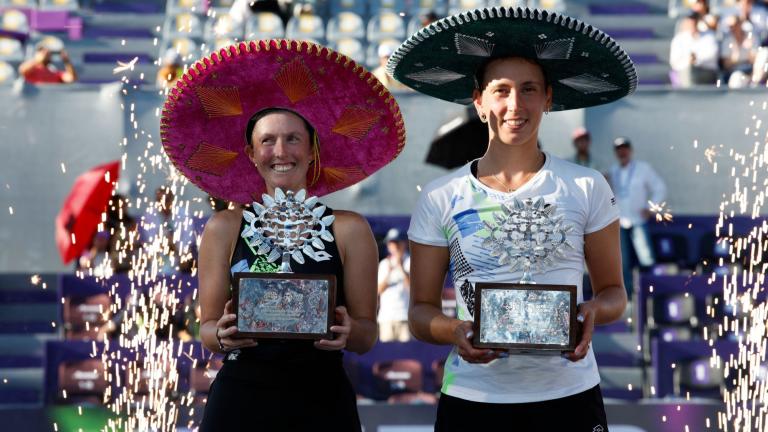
left=485, top=152, right=545, bottom=193
left=491, top=172, right=516, bottom=193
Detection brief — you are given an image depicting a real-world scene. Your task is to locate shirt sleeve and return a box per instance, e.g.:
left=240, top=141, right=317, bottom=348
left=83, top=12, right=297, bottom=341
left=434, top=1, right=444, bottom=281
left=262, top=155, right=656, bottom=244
left=585, top=174, right=620, bottom=234
left=408, top=190, right=448, bottom=247
left=644, top=164, right=667, bottom=206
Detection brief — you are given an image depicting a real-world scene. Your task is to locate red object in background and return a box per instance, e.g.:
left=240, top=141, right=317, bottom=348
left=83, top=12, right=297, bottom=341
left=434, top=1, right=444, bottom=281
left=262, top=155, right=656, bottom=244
left=22, top=64, right=65, bottom=84
left=55, top=161, right=120, bottom=264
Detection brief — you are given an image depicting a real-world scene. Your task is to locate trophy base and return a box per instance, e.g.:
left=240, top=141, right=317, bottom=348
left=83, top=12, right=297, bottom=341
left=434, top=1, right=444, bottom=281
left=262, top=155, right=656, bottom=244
left=472, top=282, right=578, bottom=353
left=231, top=272, right=337, bottom=340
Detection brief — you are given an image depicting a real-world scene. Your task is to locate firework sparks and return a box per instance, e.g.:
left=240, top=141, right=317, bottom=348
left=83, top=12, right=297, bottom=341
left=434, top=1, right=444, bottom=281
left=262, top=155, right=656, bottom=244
left=696, top=97, right=768, bottom=431
left=57, top=35, right=220, bottom=432
left=113, top=57, right=139, bottom=75
left=647, top=200, right=673, bottom=223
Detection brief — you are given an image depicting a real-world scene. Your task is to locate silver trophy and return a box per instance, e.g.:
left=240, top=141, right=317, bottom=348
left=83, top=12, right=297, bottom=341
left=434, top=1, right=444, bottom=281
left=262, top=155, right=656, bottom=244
left=473, top=198, right=579, bottom=352
left=231, top=188, right=337, bottom=341
left=482, top=197, right=574, bottom=284
left=240, top=188, right=335, bottom=273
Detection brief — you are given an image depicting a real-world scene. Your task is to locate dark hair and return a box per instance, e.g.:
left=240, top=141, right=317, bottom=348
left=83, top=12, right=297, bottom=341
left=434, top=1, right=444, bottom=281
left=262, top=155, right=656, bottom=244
left=473, top=57, right=551, bottom=92
left=245, top=108, right=316, bottom=147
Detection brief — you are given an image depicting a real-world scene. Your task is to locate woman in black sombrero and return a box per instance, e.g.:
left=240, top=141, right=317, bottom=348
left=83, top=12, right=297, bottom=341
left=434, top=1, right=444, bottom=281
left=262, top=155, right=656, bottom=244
left=390, top=7, right=632, bottom=430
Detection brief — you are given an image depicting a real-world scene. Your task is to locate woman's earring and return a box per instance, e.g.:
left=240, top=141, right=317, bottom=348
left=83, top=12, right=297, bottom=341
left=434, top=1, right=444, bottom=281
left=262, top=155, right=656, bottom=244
left=480, top=113, right=487, bottom=123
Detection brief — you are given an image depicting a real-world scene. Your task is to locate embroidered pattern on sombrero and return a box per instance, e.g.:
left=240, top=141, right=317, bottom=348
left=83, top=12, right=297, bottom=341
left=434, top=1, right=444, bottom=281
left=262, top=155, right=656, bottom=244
left=387, top=7, right=637, bottom=110
left=160, top=39, right=407, bottom=204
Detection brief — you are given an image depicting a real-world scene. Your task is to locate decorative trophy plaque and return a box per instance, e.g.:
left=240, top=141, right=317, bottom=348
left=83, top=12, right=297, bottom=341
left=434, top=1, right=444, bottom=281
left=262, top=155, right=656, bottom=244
left=232, top=188, right=336, bottom=340
left=472, top=198, right=579, bottom=353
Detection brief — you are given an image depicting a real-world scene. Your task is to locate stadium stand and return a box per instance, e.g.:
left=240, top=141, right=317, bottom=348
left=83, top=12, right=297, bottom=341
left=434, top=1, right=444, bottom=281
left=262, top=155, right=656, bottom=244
left=244, top=11, right=285, bottom=39
left=326, top=10, right=366, bottom=41
left=286, top=13, right=325, bottom=44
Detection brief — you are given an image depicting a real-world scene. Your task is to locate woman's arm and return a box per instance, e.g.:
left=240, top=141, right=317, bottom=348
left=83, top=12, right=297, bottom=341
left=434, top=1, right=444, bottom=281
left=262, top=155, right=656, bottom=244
left=315, top=210, right=378, bottom=354
left=198, top=209, right=257, bottom=353
left=409, top=242, right=501, bottom=363
left=565, top=220, right=627, bottom=361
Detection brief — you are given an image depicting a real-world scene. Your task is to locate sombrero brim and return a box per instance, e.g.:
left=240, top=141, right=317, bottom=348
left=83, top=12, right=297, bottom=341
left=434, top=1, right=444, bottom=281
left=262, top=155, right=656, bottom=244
left=387, top=7, right=637, bottom=110
left=161, top=39, right=406, bottom=205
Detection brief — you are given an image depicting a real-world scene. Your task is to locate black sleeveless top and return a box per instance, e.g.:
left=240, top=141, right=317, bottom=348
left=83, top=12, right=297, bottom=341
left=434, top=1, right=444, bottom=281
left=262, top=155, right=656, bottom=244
left=225, top=205, right=346, bottom=364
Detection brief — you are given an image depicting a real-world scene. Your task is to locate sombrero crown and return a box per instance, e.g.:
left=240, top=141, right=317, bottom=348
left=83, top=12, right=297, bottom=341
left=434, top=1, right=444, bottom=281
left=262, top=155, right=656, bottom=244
left=387, top=7, right=637, bottom=110
left=161, top=39, right=406, bottom=205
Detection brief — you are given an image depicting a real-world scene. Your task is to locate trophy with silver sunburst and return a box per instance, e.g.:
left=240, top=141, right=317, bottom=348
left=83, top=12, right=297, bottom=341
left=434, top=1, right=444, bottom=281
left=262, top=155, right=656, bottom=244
left=231, top=188, right=337, bottom=341
left=472, top=198, right=579, bottom=353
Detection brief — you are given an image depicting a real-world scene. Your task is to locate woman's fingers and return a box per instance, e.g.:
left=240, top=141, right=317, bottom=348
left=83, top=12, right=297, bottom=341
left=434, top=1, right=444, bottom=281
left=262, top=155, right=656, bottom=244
left=314, top=338, right=344, bottom=351
left=315, top=307, right=352, bottom=351
left=216, top=313, right=236, bottom=329
left=453, top=322, right=501, bottom=364
left=217, top=325, right=239, bottom=339
left=564, top=303, right=596, bottom=362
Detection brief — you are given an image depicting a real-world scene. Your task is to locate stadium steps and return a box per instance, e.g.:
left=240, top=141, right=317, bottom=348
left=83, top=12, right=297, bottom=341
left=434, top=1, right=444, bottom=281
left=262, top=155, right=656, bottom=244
left=0, top=274, right=60, bottom=405
left=593, top=322, right=646, bottom=400
left=619, top=39, right=672, bottom=63
left=75, top=62, right=158, bottom=84
left=585, top=15, right=676, bottom=38
left=0, top=368, right=44, bottom=405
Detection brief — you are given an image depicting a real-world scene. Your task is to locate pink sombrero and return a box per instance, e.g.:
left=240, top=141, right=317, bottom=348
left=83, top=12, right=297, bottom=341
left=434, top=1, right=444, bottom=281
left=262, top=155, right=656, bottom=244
left=160, top=39, right=406, bottom=205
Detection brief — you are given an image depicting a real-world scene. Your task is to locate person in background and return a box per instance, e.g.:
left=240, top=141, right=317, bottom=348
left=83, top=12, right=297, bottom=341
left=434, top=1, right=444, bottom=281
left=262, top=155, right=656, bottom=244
left=609, top=137, right=667, bottom=298
left=229, top=0, right=294, bottom=26
left=669, top=15, right=719, bottom=87
left=420, top=11, right=439, bottom=27
left=156, top=48, right=183, bottom=89
left=568, top=127, right=600, bottom=171
left=689, top=0, right=719, bottom=31
left=77, top=230, right=112, bottom=277
left=140, top=187, right=197, bottom=274
left=19, top=41, right=77, bottom=84
left=721, top=15, right=760, bottom=87
left=377, top=228, right=411, bottom=342
left=372, top=42, right=410, bottom=92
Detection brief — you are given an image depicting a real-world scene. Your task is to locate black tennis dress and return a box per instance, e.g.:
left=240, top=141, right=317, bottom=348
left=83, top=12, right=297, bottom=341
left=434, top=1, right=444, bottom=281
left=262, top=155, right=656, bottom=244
left=200, top=207, right=361, bottom=431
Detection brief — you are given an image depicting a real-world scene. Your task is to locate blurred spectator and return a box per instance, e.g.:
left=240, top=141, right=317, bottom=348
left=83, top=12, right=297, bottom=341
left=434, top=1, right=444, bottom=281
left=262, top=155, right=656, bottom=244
left=670, top=15, right=719, bottom=87
left=105, top=194, right=140, bottom=273
left=751, top=38, right=768, bottom=83
left=229, top=0, right=294, bottom=27
left=720, top=0, right=768, bottom=42
left=420, top=11, right=439, bottom=27
left=140, top=187, right=197, bottom=274
left=689, top=0, right=719, bottom=31
left=76, top=230, right=112, bottom=277
left=721, top=15, right=759, bottom=87
left=18, top=41, right=77, bottom=84
left=156, top=48, right=183, bottom=88
left=372, top=42, right=410, bottom=92
left=175, top=294, right=201, bottom=341
left=377, top=228, right=411, bottom=342
left=568, top=127, right=600, bottom=171
left=609, top=137, right=667, bottom=298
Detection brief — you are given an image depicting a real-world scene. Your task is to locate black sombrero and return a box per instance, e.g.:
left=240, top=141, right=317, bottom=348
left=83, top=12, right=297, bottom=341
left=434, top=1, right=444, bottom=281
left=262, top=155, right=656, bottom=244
left=387, top=7, right=637, bottom=110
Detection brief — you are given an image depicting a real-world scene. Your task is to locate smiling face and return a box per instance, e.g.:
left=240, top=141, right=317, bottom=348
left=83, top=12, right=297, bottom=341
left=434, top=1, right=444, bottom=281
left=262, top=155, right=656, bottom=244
left=473, top=57, right=552, bottom=149
left=245, top=110, right=314, bottom=195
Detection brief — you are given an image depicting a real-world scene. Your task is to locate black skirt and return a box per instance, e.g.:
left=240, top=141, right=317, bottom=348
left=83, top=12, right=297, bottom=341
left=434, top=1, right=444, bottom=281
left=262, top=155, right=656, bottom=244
left=200, top=350, right=361, bottom=432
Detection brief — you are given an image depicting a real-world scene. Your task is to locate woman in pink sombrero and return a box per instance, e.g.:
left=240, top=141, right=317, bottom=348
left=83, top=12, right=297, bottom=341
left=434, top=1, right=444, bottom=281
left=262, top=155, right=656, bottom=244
left=161, top=39, right=406, bottom=430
